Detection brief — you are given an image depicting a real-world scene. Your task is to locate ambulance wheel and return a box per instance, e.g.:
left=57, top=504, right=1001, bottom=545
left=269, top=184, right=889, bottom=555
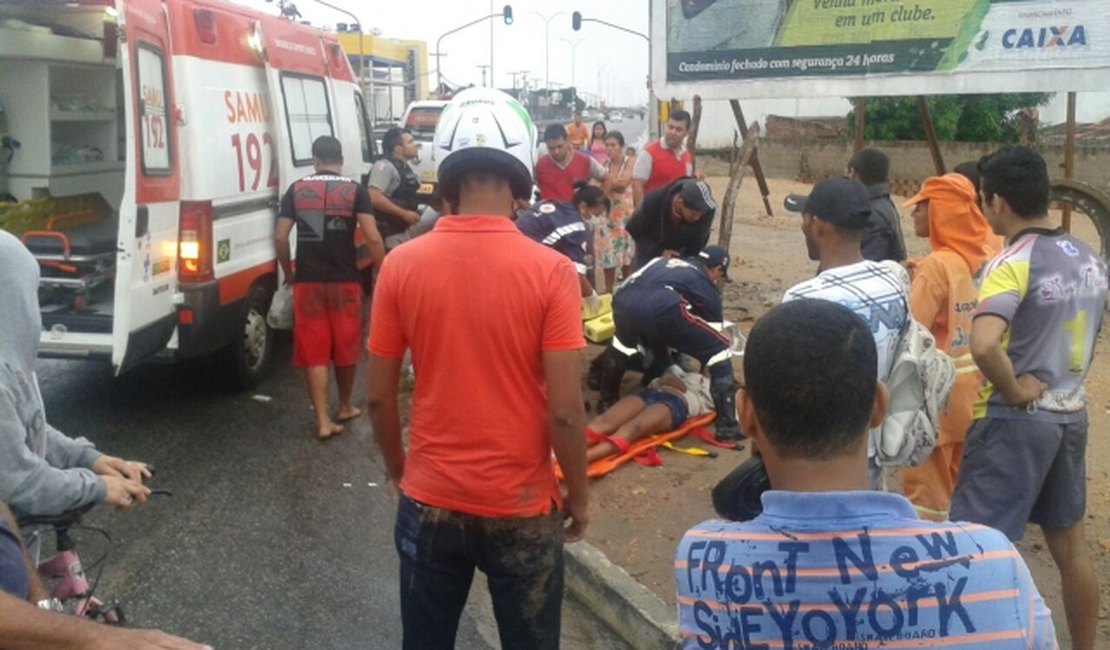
left=222, top=283, right=275, bottom=389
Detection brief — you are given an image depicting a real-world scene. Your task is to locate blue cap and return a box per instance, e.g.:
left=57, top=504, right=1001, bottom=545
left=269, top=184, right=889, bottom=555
left=698, top=245, right=731, bottom=278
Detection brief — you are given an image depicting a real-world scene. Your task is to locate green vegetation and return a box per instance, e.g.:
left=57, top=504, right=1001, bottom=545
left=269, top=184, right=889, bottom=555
left=846, top=94, right=1053, bottom=143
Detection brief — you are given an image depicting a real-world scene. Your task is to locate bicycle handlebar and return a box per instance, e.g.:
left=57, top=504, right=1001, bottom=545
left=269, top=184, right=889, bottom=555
left=16, top=503, right=96, bottom=529
left=16, top=490, right=172, bottom=529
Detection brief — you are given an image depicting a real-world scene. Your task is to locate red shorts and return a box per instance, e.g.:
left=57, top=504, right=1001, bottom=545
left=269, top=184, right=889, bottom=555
left=292, top=282, right=362, bottom=368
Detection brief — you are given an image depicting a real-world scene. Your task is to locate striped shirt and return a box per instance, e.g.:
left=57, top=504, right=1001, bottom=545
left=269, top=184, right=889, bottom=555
left=974, top=228, right=1108, bottom=421
left=675, top=491, right=1057, bottom=649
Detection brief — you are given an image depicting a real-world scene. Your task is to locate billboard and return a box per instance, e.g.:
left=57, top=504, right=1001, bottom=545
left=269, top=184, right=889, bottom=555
left=651, top=0, right=1110, bottom=99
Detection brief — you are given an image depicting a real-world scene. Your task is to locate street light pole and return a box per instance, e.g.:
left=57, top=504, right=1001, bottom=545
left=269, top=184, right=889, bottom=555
left=530, top=11, right=566, bottom=90
left=436, top=11, right=503, bottom=94
left=314, top=0, right=364, bottom=96
left=572, top=13, right=655, bottom=134
left=558, top=37, right=583, bottom=91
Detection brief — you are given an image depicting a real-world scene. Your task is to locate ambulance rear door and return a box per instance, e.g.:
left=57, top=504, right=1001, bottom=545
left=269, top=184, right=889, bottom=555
left=113, top=0, right=181, bottom=373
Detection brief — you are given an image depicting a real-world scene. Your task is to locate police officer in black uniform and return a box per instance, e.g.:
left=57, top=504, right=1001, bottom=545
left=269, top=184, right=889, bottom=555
left=598, top=246, right=743, bottom=442
left=368, top=127, right=422, bottom=251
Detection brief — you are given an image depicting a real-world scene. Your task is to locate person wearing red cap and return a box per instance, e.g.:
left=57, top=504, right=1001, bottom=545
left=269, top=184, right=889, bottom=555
left=899, top=173, right=1000, bottom=521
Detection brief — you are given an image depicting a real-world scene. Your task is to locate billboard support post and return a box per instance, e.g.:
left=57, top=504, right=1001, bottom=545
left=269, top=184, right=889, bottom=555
left=729, top=100, right=773, bottom=216
left=1063, top=91, right=1078, bottom=232
left=916, top=96, right=946, bottom=175
left=853, top=99, right=865, bottom=154
left=718, top=122, right=761, bottom=251
left=688, top=95, right=702, bottom=174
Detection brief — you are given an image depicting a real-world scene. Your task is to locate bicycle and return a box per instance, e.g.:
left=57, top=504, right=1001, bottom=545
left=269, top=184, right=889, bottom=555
left=16, top=489, right=171, bottom=624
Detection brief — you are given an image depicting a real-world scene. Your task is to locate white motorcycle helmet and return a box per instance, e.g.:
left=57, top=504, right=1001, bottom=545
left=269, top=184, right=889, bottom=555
left=433, top=88, right=537, bottom=201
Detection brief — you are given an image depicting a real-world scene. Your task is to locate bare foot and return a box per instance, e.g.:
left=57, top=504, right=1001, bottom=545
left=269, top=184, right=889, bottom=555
left=317, top=422, right=344, bottom=439
left=336, top=406, right=362, bottom=422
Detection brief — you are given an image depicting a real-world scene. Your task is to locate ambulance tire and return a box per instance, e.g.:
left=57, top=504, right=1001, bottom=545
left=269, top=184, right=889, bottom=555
left=221, top=282, right=275, bottom=390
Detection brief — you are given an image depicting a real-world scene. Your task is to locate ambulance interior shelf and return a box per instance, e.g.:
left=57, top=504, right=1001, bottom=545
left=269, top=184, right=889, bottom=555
left=0, top=14, right=123, bottom=207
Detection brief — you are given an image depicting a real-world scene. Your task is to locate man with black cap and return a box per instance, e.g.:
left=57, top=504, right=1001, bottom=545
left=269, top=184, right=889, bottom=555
left=782, top=177, right=909, bottom=489
left=625, top=178, right=717, bottom=271
left=596, top=245, right=743, bottom=443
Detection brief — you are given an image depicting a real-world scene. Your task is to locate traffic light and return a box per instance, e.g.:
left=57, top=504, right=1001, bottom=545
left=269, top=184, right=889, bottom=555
left=503, top=5, right=513, bottom=24
left=572, top=11, right=582, bottom=31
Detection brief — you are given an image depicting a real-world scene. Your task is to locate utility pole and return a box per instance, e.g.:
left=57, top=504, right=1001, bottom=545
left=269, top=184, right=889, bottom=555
left=477, top=64, right=490, bottom=87
left=509, top=69, right=530, bottom=89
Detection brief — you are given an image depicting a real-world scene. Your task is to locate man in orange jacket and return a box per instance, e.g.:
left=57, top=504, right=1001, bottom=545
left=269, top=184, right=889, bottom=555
left=900, top=173, right=1001, bottom=520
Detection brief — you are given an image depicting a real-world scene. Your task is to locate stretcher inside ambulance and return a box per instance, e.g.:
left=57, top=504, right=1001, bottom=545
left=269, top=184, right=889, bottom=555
left=0, top=0, right=376, bottom=387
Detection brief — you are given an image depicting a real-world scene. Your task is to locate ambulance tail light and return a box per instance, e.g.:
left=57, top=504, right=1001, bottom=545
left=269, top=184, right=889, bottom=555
left=178, top=201, right=214, bottom=283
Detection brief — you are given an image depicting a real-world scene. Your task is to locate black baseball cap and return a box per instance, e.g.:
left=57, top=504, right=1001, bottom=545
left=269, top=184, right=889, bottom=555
left=698, top=245, right=730, bottom=278
left=783, top=178, right=871, bottom=229
left=679, top=179, right=717, bottom=215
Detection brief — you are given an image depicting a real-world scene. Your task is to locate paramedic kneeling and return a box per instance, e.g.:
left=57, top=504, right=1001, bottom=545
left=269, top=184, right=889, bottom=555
left=597, top=246, right=742, bottom=442
left=675, top=299, right=1055, bottom=649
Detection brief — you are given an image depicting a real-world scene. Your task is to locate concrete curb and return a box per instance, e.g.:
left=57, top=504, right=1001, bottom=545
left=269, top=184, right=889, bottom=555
left=564, top=541, right=679, bottom=649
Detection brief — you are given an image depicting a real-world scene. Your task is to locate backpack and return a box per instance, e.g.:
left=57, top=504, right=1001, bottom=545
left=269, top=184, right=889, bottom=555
left=875, top=261, right=956, bottom=468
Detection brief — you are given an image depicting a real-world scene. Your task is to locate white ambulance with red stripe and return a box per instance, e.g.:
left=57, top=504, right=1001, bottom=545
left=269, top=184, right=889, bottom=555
left=0, top=0, right=376, bottom=387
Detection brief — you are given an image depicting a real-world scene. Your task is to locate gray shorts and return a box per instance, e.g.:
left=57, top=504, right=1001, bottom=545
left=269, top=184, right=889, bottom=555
left=949, top=417, right=1087, bottom=541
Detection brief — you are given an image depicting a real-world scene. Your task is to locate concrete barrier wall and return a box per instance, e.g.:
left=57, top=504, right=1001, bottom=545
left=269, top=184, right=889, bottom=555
left=700, top=139, right=1110, bottom=195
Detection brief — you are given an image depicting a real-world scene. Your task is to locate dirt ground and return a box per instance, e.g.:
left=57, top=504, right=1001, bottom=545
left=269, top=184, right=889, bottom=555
left=582, top=175, right=1110, bottom=647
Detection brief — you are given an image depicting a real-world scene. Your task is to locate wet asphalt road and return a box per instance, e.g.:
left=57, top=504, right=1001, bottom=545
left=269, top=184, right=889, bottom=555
left=35, top=337, right=628, bottom=650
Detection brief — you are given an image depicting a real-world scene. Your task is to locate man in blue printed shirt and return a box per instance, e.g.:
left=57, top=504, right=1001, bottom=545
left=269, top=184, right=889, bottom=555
left=675, top=299, right=1056, bottom=649
left=950, top=146, right=1106, bottom=650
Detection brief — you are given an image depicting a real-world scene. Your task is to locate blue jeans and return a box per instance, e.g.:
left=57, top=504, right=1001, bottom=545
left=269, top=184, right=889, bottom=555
left=394, top=494, right=565, bottom=649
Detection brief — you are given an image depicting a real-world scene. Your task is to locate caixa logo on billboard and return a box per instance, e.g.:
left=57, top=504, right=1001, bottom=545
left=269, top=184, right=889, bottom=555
left=1002, top=25, right=1087, bottom=49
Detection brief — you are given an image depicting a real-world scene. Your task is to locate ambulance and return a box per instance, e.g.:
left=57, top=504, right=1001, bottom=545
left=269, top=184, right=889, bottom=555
left=0, top=0, right=377, bottom=387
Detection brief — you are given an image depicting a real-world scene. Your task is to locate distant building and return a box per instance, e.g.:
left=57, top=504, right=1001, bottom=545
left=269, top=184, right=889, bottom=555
left=335, top=32, right=429, bottom=127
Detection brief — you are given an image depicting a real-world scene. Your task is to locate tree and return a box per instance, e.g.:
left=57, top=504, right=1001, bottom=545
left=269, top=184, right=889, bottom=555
left=846, top=94, right=1053, bottom=143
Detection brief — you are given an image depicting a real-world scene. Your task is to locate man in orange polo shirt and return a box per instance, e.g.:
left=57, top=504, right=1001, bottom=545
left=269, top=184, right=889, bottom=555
left=566, top=112, right=589, bottom=150
left=367, top=88, right=589, bottom=650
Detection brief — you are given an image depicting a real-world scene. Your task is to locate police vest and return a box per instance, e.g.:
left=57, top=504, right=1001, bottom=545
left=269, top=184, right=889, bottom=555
left=376, top=156, right=420, bottom=236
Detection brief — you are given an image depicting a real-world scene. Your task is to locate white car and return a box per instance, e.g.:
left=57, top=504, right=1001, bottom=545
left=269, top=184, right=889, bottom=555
left=398, top=100, right=449, bottom=197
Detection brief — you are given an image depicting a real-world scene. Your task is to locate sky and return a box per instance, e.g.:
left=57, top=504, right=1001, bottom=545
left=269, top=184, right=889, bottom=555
left=233, top=0, right=1110, bottom=147
left=235, top=0, right=652, bottom=106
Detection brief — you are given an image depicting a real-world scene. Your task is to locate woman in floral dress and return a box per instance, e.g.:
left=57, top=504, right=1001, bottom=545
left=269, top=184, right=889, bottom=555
left=596, top=130, right=635, bottom=293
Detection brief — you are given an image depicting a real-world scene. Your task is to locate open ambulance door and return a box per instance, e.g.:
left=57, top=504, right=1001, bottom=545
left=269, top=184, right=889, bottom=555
left=113, top=0, right=181, bottom=374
